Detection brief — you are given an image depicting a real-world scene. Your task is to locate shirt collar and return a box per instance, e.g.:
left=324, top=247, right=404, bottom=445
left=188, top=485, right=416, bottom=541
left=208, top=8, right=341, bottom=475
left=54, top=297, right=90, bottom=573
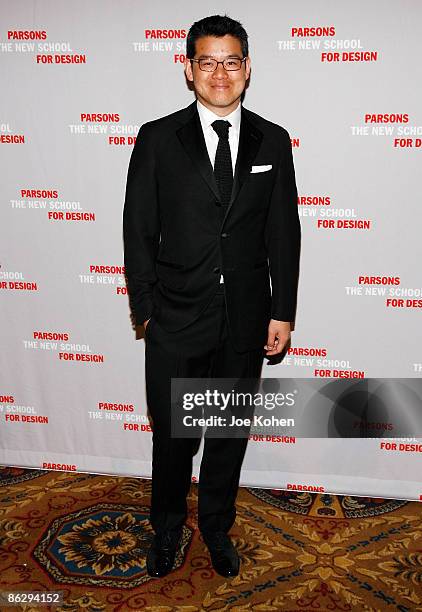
left=196, top=99, right=241, bottom=134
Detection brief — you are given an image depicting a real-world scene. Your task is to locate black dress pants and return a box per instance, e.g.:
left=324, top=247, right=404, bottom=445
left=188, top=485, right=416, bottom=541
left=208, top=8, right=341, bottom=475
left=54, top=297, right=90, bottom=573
left=145, top=283, right=265, bottom=535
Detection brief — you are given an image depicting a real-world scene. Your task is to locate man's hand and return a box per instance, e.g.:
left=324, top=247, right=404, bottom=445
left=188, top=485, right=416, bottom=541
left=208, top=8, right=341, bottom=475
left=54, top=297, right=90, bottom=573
left=143, top=318, right=151, bottom=331
left=265, top=319, right=291, bottom=356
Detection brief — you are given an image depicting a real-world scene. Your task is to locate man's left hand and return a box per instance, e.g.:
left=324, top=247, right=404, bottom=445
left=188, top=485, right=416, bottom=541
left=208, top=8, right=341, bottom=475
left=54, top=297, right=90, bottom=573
left=265, top=320, right=291, bottom=355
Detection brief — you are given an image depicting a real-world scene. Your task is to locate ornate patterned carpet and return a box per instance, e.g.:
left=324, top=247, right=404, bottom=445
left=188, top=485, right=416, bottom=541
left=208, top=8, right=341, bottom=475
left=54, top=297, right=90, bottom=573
left=1, top=465, right=421, bottom=611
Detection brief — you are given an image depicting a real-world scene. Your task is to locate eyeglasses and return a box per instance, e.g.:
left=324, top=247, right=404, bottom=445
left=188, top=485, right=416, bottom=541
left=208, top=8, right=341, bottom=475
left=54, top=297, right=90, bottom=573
left=190, top=57, right=247, bottom=72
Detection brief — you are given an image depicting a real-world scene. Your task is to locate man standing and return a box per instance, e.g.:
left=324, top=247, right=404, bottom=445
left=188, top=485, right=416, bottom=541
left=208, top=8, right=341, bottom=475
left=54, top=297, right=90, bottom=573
left=123, top=15, right=300, bottom=578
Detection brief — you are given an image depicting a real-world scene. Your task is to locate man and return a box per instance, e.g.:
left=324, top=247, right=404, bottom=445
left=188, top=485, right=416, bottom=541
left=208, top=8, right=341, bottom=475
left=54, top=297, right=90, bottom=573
left=123, top=14, right=300, bottom=578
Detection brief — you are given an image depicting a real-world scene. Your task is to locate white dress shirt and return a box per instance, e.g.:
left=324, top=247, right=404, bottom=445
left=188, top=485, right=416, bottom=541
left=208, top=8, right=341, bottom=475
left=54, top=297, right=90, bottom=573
left=197, top=99, right=241, bottom=282
left=197, top=99, right=241, bottom=173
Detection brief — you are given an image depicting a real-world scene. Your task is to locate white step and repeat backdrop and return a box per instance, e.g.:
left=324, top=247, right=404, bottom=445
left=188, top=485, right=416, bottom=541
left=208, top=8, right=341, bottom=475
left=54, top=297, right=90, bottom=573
left=1, top=0, right=421, bottom=501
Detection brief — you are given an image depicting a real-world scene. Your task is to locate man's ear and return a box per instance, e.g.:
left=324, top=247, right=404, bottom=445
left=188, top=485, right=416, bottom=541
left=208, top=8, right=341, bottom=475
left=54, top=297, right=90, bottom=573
left=245, top=56, right=251, bottom=80
left=184, top=58, right=193, bottom=82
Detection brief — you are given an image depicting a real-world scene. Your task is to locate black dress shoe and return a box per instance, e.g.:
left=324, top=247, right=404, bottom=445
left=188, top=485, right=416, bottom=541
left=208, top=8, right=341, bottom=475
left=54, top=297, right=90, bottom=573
left=146, top=529, right=182, bottom=577
left=202, top=531, right=240, bottom=577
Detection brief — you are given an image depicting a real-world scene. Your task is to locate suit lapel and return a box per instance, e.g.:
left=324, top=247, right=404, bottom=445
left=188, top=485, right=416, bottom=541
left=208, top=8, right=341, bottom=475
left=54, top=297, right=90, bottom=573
left=220, top=107, right=263, bottom=227
left=230, top=108, right=263, bottom=205
left=176, top=102, right=264, bottom=215
left=176, top=103, right=221, bottom=202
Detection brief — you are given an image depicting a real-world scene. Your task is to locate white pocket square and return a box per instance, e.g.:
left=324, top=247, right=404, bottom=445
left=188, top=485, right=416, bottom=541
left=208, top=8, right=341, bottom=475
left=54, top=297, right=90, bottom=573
left=250, top=164, right=272, bottom=173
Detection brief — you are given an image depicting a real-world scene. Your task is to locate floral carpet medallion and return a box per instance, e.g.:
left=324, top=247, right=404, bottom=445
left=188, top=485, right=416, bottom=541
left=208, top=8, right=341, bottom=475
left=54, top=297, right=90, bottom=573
left=33, top=503, right=193, bottom=588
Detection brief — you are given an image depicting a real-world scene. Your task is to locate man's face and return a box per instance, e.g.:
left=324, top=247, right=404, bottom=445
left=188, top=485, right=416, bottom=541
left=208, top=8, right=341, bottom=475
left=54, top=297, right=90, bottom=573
left=185, top=34, right=250, bottom=116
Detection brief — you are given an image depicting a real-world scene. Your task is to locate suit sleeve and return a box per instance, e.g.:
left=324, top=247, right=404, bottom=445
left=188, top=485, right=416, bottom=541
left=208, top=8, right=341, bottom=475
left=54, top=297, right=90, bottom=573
left=264, top=128, right=301, bottom=322
left=123, top=123, right=160, bottom=326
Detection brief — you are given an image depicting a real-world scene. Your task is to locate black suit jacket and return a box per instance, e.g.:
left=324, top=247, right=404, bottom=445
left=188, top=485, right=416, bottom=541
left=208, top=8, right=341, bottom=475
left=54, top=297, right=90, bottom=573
left=123, top=101, right=301, bottom=352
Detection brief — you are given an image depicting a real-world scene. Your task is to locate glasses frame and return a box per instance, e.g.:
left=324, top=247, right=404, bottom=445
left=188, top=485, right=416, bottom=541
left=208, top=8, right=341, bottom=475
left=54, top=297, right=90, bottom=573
left=190, top=57, right=247, bottom=72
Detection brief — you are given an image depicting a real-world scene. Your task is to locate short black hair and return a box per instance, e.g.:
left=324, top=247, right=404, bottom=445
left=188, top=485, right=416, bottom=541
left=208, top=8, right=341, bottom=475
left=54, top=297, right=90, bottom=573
left=186, top=14, right=248, bottom=59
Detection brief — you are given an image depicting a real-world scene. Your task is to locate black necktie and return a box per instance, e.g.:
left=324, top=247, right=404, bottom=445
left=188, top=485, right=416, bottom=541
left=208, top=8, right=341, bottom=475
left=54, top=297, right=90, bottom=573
left=211, top=120, right=233, bottom=204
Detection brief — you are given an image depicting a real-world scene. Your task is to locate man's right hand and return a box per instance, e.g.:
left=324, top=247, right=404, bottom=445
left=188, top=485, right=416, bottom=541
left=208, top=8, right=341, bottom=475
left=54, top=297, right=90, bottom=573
left=143, top=318, right=151, bottom=330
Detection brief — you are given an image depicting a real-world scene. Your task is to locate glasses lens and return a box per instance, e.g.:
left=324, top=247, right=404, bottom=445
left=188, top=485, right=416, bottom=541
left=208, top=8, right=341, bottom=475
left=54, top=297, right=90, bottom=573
left=199, top=59, right=217, bottom=71
left=224, top=58, right=242, bottom=70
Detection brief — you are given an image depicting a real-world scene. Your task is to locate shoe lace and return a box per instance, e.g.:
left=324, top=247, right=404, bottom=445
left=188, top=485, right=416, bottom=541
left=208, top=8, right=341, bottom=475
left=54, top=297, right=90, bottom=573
left=156, top=530, right=179, bottom=551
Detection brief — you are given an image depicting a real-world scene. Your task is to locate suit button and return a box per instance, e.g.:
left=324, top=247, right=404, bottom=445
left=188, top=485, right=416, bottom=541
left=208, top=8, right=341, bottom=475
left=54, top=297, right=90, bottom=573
left=221, top=233, right=229, bottom=238
left=213, top=267, right=220, bottom=274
